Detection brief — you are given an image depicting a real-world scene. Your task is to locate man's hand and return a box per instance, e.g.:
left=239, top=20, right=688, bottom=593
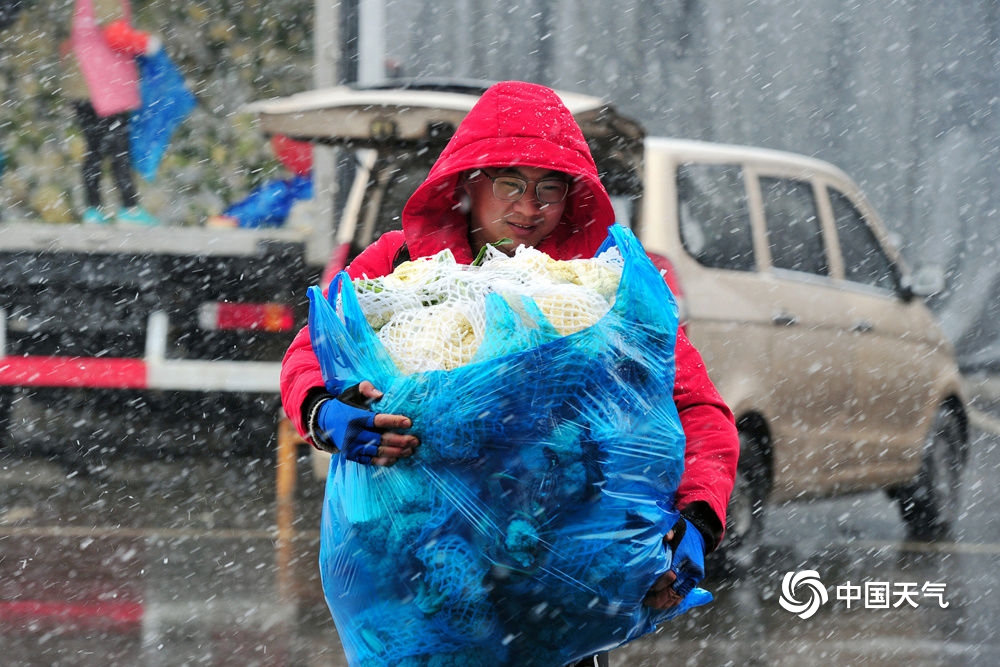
left=643, top=517, right=706, bottom=609
left=315, top=381, right=419, bottom=466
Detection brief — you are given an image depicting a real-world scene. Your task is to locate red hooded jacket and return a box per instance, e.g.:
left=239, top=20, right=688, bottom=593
left=279, top=81, right=738, bottom=550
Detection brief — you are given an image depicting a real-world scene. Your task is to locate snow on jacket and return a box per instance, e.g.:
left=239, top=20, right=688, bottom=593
left=279, top=80, right=739, bottom=549
left=64, top=0, right=149, bottom=115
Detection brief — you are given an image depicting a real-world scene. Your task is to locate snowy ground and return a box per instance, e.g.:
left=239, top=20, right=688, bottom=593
left=1, top=377, right=998, bottom=666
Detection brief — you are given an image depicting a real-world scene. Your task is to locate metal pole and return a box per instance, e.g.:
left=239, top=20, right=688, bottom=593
left=310, top=0, right=341, bottom=266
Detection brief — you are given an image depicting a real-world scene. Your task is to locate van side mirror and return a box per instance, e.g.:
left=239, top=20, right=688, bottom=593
left=904, top=264, right=946, bottom=299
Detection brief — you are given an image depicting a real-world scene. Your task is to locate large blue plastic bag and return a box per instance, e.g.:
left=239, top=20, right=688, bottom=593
left=223, top=174, right=313, bottom=228
left=310, top=224, right=711, bottom=666
left=130, top=50, right=196, bottom=182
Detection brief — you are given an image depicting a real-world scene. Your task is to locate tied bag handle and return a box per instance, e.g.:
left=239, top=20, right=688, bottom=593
left=604, top=224, right=680, bottom=337
left=307, top=272, right=399, bottom=395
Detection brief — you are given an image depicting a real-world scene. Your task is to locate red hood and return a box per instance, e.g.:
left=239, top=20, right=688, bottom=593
left=401, top=81, right=617, bottom=263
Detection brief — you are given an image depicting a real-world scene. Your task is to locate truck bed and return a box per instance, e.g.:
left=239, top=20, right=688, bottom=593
left=0, top=222, right=322, bottom=459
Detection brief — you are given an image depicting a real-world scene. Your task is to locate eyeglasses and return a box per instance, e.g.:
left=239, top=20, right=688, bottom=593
left=476, top=169, right=571, bottom=204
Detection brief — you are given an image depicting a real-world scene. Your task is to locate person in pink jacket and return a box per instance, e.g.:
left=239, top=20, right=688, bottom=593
left=280, top=81, right=739, bottom=666
left=62, top=0, right=160, bottom=225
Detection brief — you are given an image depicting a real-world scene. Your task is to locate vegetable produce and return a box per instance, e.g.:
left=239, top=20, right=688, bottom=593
left=353, top=244, right=624, bottom=374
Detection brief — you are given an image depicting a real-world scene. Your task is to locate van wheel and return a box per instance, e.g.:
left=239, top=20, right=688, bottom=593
left=891, top=405, right=965, bottom=541
left=713, top=429, right=769, bottom=573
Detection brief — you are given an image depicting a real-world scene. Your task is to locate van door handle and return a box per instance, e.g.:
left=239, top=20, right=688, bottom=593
left=852, top=320, right=875, bottom=333
left=772, top=312, right=798, bottom=326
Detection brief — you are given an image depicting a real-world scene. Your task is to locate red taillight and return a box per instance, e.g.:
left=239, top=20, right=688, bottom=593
left=199, top=302, right=295, bottom=332
left=645, top=251, right=688, bottom=327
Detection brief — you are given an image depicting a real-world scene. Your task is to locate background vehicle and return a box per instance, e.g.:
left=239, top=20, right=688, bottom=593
left=0, top=220, right=322, bottom=460
left=254, top=81, right=968, bottom=559
left=635, top=139, right=968, bottom=564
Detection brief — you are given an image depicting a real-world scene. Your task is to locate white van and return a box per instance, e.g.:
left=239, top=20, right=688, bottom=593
left=635, top=138, right=966, bottom=561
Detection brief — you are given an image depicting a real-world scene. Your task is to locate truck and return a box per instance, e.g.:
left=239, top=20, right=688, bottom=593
left=0, top=79, right=641, bottom=467
left=0, top=220, right=324, bottom=462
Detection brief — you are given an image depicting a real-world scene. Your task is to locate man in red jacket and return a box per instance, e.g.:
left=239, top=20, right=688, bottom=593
left=280, top=80, right=739, bottom=661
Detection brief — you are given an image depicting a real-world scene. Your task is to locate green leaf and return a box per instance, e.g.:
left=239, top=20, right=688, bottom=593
left=472, top=238, right=513, bottom=266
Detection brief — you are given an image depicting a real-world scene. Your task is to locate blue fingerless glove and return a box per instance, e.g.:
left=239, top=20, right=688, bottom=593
left=668, top=517, right=707, bottom=598
left=314, top=387, right=381, bottom=464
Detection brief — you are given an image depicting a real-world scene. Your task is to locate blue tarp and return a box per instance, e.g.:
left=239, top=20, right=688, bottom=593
left=130, top=50, right=195, bottom=182
left=310, top=224, right=711, bottom=666
left=222, top=174, right=312, bottom=228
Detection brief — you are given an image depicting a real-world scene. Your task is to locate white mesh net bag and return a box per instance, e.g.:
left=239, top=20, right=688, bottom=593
left=352, top=244, right=624, bottom=374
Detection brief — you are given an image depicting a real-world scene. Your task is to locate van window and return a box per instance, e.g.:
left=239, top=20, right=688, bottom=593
left=676, top=163, right=755, bottom=271
left=760, top=176, right=828, bottom=276
left=829, top=188, right=899, bottom=292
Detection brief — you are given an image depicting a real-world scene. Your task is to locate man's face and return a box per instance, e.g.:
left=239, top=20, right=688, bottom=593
left=465, top=166, right=570, bottom=255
